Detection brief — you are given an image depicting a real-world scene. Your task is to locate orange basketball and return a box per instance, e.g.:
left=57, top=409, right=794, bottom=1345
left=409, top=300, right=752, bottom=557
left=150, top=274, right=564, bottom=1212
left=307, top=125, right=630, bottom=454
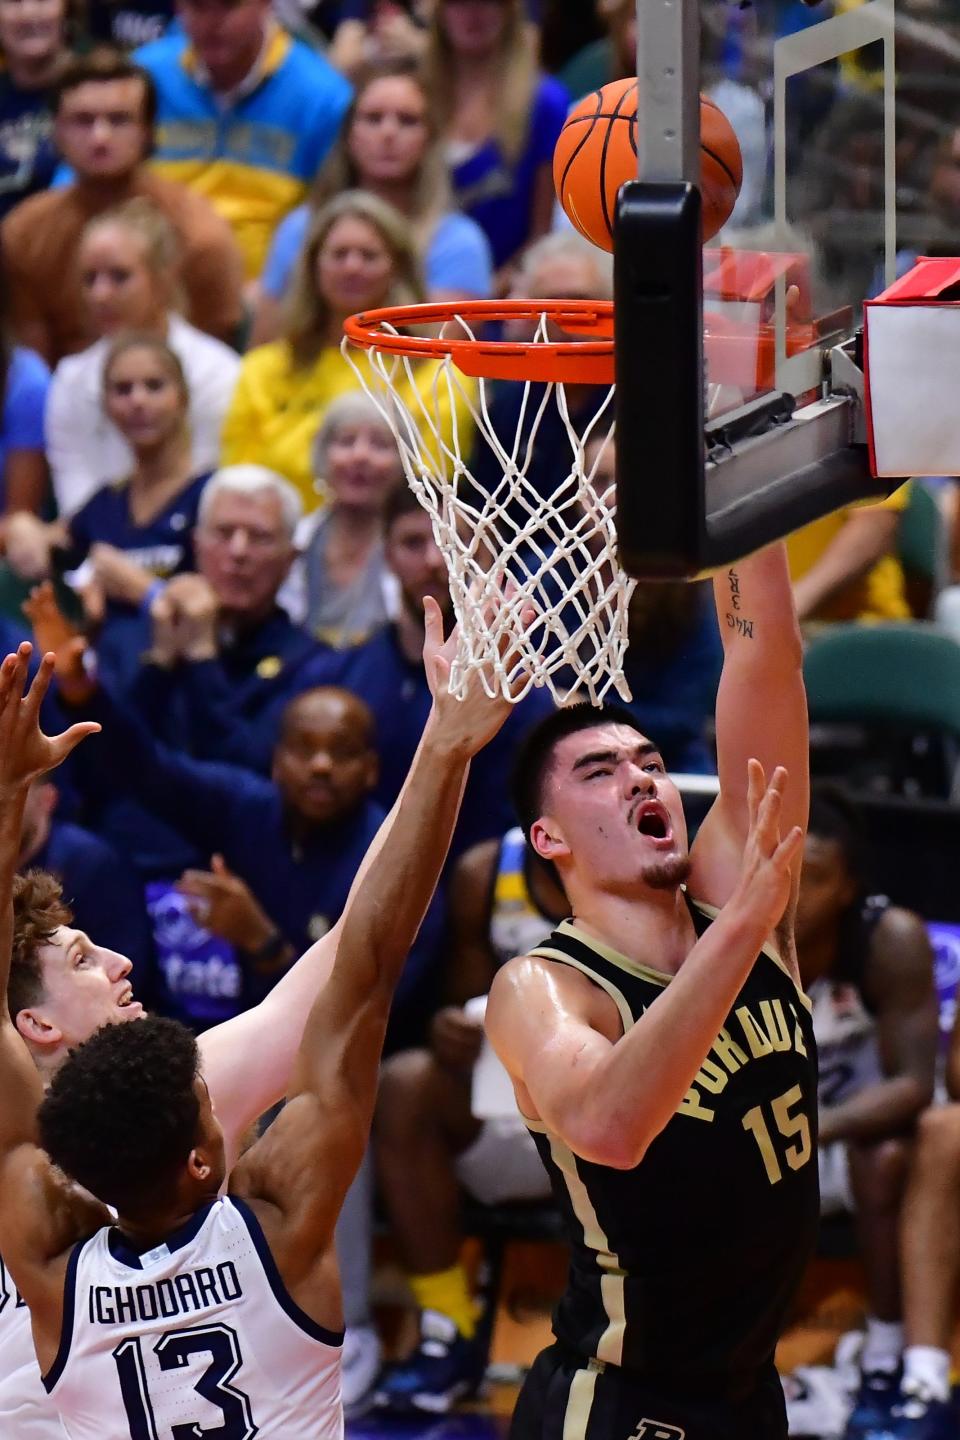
left=553, top=77, right=743, bottom=251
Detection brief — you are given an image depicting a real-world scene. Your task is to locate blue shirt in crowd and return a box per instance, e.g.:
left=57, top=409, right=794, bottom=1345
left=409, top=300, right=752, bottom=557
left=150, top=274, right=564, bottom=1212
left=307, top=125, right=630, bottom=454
left=0, top=79, right=57, bottom=218
left=451, top=75, right=570, bottom=268
left=69, top=682, right=444, bottom=1041
left=261, top=204, right=494, bottom=302
left=60, top=471, right=209, bottom=694
left=0, top=347, right=49, bottom=505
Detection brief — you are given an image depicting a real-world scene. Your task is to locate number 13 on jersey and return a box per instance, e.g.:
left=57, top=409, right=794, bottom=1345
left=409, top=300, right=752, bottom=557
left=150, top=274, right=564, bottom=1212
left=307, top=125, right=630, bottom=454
left=741, top=1085, right=813, bottom=1186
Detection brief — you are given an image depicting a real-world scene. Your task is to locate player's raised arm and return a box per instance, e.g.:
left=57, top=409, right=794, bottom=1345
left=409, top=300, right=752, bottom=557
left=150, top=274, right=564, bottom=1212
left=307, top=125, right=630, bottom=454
left=689, top=544, right=809, bottom=924
left=0, top=648, right=100, bottom=1161
left=229, top=598, right=527, bottom=1265
left=0, top=649, right=107, bottom=1333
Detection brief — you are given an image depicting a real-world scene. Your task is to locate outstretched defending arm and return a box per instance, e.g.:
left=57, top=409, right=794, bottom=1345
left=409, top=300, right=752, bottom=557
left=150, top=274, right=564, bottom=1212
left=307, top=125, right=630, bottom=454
left=689, top=545, right=809, bottom=933
left=230, top=599, right=525, bottom=1259
left=0, top=649, right=107, bottom=1334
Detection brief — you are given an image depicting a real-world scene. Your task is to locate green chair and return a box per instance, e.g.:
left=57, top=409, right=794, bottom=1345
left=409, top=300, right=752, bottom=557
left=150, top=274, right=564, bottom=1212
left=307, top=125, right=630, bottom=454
left=897, top=481, right=947, bottom=618
left=804, top=622, right=960, bottom=798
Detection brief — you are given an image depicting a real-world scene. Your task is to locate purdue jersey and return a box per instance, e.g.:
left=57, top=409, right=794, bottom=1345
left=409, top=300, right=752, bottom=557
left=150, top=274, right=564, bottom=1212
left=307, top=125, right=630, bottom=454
left=527, top=908, right=819, bottom=1401
left=44, top=1196, right=342, bottom=1440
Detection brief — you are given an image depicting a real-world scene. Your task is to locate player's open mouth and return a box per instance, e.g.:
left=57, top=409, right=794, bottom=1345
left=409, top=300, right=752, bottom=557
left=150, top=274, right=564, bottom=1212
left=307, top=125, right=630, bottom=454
left=116, top=988, right=142, bottom=1014
left=633, top=800, right=672, bottom=845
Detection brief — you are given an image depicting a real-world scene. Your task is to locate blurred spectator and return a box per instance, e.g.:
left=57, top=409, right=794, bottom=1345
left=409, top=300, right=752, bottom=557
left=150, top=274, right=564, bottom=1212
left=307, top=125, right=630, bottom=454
left=137, top=465, right=329, bottom=760
left=17, top=775, right=153, bottom=988
left=282, top=392, right=402, bottom=647
left=425, top=0, right=568, bottom=281
left=556, top=0, right=635, bottom=99
left=45, top=198, right=240, bottom=519
left=375, top=825, right=564, bottom=1413
left=7, top=335, right=208, bottom=684
left=796, top=789, right=936, bottom=1439
left=1, top=49, right=244, bottom=363
left=221, top=191, right=474, bottom=509
left=323, top=0, right=426, bottom=77
left=84, top=0, right=174, bottom=49
left=49, top=623, right=443, bottom=1035
left=252, top=56, right=493, bottom=345
left=893, top=1005, right=960, bottom=1435
left=539, top=0, right=604, bottom=76
left=132, top=0, right=353, bottom=279
left=788, top=488, right=911, bottom=623
left=173, top=485, right=554, bottom=846
left=469, top=231, right=614, bottom=526
left=0, top=0, right=66, bottom=217
left=0, top=265, right=50, bottom=515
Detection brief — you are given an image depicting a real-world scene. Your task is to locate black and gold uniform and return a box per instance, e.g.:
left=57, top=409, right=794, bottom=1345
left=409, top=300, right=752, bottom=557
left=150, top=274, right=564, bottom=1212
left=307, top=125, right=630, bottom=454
left=511, top=902, right=819, bottom=1440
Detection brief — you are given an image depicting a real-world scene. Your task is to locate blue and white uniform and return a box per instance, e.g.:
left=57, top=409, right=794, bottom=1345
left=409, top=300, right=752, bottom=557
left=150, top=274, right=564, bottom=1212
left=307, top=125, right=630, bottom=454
left=0, top=1253, right=64, bottom=1437
left=43, top=1196, right=343, bottom=1440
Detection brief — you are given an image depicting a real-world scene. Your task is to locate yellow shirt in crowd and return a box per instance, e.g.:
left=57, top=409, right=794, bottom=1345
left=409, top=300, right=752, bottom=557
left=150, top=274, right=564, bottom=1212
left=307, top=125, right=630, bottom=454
left=785, top=484, right=911, bottom=622
left=220, top=341, right=477, bottom=511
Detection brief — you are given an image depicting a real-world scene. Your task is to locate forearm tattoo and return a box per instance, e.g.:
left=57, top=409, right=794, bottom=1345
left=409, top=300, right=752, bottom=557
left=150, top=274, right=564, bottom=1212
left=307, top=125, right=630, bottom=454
left=725, top=568, right=755, bottom=638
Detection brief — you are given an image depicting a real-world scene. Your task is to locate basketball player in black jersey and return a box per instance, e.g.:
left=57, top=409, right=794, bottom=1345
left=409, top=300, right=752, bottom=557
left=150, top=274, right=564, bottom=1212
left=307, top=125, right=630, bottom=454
left=487, top=544, right=816, bottom=1440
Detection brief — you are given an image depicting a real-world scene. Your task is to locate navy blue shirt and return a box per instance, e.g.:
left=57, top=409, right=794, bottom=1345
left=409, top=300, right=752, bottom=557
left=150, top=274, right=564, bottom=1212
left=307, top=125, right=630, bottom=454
left=68, top=683, right=444, bottom=1040
left=30, top=819, right=153, bottom=996
left=621, top=588, right=722, bottom=775
left=60, top=472, right=209, bottom=696
left=135, top=606, right=330, bottom=770
left=0, top=76, right=57, bottom=219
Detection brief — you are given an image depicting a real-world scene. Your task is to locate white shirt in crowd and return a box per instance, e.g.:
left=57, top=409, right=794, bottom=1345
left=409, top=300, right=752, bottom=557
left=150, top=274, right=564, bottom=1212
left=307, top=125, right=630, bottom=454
left=44, top=313, right=241, bottom=518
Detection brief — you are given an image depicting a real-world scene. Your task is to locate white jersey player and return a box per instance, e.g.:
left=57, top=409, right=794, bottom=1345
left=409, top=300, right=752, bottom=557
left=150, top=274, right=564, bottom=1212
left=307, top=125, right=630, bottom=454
left=0, top=615, right=521, bottom=1437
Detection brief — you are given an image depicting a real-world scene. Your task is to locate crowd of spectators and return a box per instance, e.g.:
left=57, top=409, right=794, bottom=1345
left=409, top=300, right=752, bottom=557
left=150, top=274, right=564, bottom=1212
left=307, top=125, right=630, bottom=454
left=1, top=0, right=960, bottom=1432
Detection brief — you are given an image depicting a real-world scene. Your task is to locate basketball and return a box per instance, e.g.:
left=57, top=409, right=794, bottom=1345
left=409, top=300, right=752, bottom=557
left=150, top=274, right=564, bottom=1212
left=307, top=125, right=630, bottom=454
left=553, top=77, right=744, bottom=251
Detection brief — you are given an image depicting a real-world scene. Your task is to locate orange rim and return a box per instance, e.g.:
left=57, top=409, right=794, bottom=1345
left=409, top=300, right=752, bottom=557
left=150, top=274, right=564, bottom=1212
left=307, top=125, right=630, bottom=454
left=342, top=299, right=615, bottom=384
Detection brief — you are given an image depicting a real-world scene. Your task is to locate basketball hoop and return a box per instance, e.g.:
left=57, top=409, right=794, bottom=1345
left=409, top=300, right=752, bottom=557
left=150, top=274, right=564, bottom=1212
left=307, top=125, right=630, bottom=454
left=342, top=299, right=635, bottom=707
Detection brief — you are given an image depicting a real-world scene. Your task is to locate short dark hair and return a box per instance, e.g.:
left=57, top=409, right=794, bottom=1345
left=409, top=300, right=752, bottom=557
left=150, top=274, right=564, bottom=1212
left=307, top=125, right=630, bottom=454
left=807, top=783, right=867, bottom=886
left=51, top=49, right=157, bottom=132
left=510, top=702, right=646, bottom=840
left=382, top=484, right=422, bottom=534
left=39, top=1017, right=201, bottom=1213
left=9, top=871, right=72, bottom=1022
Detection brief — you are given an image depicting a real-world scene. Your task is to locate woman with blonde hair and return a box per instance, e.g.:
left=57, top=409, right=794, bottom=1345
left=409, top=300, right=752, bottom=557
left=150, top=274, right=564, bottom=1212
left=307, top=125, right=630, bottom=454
left=253, top=57, right=493, bottom=344
left=222, top=190, right=475, bottom=511
left=426, top=0, right=569, bottom=282
left=45, top=198, right=240, bottom=518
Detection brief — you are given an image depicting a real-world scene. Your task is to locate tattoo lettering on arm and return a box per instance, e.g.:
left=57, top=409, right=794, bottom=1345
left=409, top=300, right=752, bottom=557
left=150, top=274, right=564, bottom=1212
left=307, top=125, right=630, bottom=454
left=725, top=569, right=755, bottom=638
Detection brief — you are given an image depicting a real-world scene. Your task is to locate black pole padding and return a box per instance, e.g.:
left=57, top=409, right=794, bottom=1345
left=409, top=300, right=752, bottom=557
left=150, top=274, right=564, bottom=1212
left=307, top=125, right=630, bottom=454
left=614, top=181, right=706, bottom=580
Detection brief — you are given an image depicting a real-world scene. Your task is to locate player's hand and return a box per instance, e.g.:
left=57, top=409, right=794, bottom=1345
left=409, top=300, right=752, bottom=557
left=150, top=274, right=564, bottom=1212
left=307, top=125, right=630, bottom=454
left=726, top=760, right=803, bottom=939
left=423, top=586, right=535, bottom=756
left=177, top=855, right=276, bottom=952
left=0, top=645, right=99, bottom=794
left=22, top=582, right=96, bottom=707
left=430, top=1005, right=484, bottom=1072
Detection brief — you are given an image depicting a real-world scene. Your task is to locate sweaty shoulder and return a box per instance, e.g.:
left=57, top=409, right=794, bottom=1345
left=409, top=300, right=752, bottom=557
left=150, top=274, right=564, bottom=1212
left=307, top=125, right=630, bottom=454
left=488, top=951, right=623, bottom=1043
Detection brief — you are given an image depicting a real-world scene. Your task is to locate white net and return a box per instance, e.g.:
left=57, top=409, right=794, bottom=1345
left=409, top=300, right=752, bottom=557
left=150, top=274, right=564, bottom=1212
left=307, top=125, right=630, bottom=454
left=342, top=313, right=636, bottom=706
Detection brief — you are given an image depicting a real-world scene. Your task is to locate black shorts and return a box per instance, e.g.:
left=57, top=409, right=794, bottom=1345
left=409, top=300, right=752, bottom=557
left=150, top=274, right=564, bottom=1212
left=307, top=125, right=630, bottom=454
left=510, top=1343, right=788, bottom=1440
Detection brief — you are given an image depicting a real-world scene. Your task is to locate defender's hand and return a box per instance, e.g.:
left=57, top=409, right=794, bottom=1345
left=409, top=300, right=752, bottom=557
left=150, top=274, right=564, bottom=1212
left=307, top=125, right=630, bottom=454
left=0, top=645, right=99, bottom=793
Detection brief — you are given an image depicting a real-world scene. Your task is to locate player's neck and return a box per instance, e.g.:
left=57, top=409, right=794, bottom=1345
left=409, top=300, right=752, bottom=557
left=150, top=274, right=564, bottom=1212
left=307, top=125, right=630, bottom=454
left=570, top=886, right=696, bottom=976
left=115, top=1193, right=219, bottom=1251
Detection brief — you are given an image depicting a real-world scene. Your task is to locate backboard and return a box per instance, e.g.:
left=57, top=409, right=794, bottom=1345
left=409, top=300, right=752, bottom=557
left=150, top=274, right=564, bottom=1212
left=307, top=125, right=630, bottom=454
left=615, top=0, right=958, bottom=579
